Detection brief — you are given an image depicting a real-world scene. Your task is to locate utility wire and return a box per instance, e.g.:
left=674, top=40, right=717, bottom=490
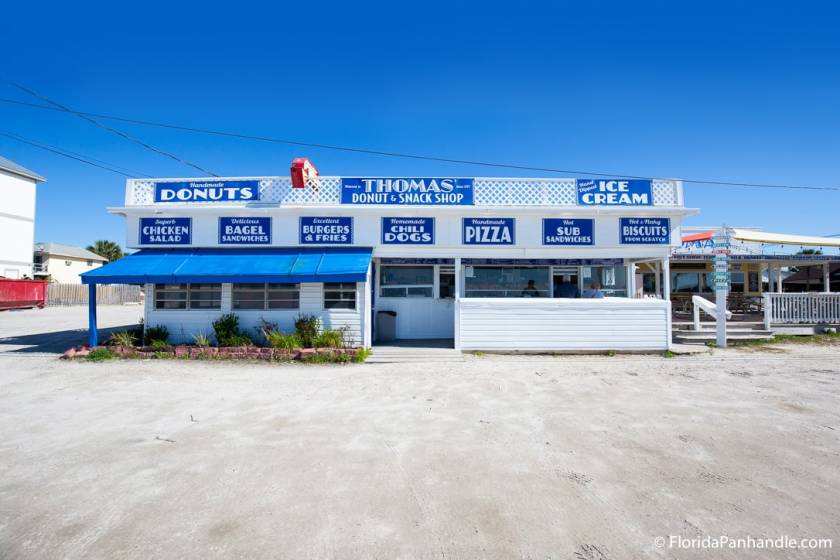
left=9, top=84, right=218, bottom=177
left=0, top=129, right=136, bottom=177
left=1, top=95, right=839, bottom=191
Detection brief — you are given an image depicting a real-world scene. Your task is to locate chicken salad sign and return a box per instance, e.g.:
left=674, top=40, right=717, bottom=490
left=341, top=178, right=474, bottom=205
left=577, top=179, right=652, bottom=206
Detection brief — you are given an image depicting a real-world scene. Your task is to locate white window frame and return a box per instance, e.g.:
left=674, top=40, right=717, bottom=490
left=232, top=283, right=301, bottom=311
left=324, top=282, right=357, bottom=310
left=379, top=265, right=435, bottom=298
left=154, top=283, right=222, bottom=311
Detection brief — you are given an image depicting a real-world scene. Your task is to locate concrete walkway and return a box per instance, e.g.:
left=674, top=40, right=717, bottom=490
left=0, top=305, right=143, bottom=355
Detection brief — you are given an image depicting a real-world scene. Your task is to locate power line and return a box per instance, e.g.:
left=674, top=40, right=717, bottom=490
left=9, top=84, right=218, bottom=177
left=1, top=95, right=839, bottom=191
left=0, top=129, right=136, bottom=177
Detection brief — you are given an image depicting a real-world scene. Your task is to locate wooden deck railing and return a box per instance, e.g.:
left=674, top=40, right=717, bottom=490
left=763, top=293, right=840, bottom=328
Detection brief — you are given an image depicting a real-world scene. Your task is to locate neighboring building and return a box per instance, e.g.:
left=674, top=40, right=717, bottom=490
left=0, top=155, right=46, bottom=279
left=33, top=243, right=107, bottom=284
left=83, top=174, right=696, bottom=351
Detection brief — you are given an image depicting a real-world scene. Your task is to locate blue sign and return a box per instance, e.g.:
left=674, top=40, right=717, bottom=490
left=542, top=218, right=594, bottom=246
left=341, top=178, right=474, bottom=205
left=218, top=217, right=271, bottom=245
left=619, top=217, right=671, bottom=244
left=463, top=218, right=515, bottom=245
left=577, top=179, right=652, bottom=206
left=382, top=217, right=434, bottom=245
left=154, top=180, right=260, bottom=203
left=139, top=217, right=192, bottom=245
left=299, top=217, right=353, bottom=244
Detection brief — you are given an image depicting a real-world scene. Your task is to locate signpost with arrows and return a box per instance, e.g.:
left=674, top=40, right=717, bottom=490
left=712, top=227, right=732, bottom=348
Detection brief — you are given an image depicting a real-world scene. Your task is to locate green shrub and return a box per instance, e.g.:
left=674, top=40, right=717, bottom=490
left=212, top=313, right=241, bottom=344
left=314, top=328, right=345, bottom=348
left=87, top=348, right=115, bottom=362
left=264, top=330, right=301, bottom=350
left=192, top=332, right=212, bottom=347
left=223, top=334, right=254, bottom=347
left=150, top=339, right=169, bottom=350
left=152, top=351, right=171, bottom=359
left=662, top=350, right=675, bottom=358
left=294, top=315, right=321, bottom=348
left=144, top=325, right=169, bottom=345
left=109, top=331, right=137, bottom=347
left=353, top=347, right=371, bottom=363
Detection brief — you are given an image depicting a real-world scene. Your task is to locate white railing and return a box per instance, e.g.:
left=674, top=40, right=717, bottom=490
left=692, top=295, right=732, bottom=331
left=763, top=293, right=840, bottom=328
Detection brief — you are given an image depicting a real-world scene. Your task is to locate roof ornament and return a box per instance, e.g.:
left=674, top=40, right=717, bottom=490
left=291, top=158, right=319, bottom=190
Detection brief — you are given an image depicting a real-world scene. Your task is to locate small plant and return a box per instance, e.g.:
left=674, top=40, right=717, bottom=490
left=109, top=331, right=137, bottom=347
left=192, top=332, right=212, bottom=347
left=353, top=347, right=371, bottom=363
left=705, top=341, right=717, bottom=348
left=144, top=325, right=169, bottom=346
left=152, top=351, right=171, bottom=359
left=662, top=350, right=675, bottom=358
left=294, top=314, right=321, bottom=348
left=86, top=348, right=115, bottom=362
left=302, top=350, right=350, bottom=364
left=212, top=313, right=242, bottom=345
left=607, top=350, right=616, bottom=357
left=150, top=339, right=169, bottom=350
left=223, top=334, right=254, bottom=347
left=264, top=330, right=301, bottom=350
left=314, top=328, right=345, bottom=349
left=473, top=351, right=485, bottom=358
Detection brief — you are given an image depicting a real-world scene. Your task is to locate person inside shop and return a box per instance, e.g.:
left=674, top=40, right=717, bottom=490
left=555, top=275, right=580, bottom=298
left=583, top=281, right=605, bottom=299
left=521, top=279, right=540, bottom=298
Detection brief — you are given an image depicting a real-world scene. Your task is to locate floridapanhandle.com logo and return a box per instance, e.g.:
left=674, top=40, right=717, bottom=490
left=654, top=535, right=832, bottom=551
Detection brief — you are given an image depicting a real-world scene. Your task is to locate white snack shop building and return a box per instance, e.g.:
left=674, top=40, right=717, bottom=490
left=83, top=172, right=696, bottom=351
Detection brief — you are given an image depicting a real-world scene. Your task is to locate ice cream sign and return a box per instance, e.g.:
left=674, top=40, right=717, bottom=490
left=577, top=179, right=652, bottom=206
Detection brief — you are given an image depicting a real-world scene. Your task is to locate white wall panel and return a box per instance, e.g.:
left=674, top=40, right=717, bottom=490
left=458, top=298, right=671, bottom=351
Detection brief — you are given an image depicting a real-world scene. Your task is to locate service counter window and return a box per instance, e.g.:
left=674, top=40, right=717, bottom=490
left=464, top=266, right=549, bottom=298
left=380, top=266, right=434, bottom=298
left=582, top=266, right=627, bottom=297
left=325, top=282, right=356, bottom=309
left=671, top=272, right=702, bottom=293
left=233, top=283, right=300, bottom=310
left=155, top=283, right=221, bottom=310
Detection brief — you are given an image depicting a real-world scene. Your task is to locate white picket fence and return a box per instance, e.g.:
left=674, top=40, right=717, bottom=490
left=763, top=293, right=840, bottom=328
left=46, top=284, right=143, bottom=307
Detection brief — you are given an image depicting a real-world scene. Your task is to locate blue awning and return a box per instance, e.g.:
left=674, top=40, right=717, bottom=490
left=81, top=247, right=373, bottom=285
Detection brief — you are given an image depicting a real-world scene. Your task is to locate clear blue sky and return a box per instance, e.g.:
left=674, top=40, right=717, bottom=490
left=2, top=1, right=839, bottom=248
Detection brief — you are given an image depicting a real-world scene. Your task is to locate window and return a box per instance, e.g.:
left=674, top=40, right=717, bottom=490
left=155, top=283, right=188, bottom=310
left=380, top=266, right=434, bottom=298
left=87, top=260, right=94, bottom=267
left=324, top=282, right=356, bottom=309
left=188, top=283, right=222, bottom=309
left=464, top=266, right=549, bottom=298
left=439, top=266, right=455, bottom=299
left=232, top=283, right=300, bottom=310
left=583, top=266, right=627, bottom=297
left=672, top=272, right=701, bottom=293
left=155, top=283, right=221, bottom=310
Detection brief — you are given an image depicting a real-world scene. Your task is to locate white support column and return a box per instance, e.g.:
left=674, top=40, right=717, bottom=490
left=626, top=262, right=636, bottom=298
left=662, top=258, right=671, bottom=301
left=823, top=263, right=831, bottom=293
left=362, top=263, right=373, bottom=348
left=454, top=258, right=462, bottom=350
left=654, top=261, right=662, bottom=298
left=776, top=265, right=783, bottom=293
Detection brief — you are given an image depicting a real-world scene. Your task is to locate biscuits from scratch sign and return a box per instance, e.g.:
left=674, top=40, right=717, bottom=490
left=341, top=178, right=474, bottom=205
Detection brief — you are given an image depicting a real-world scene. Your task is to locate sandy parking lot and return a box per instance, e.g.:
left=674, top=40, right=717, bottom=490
left=0, top=345, right=838, bottom=559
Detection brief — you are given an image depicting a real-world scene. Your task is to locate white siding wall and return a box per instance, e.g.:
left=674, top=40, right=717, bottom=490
left=144, top=282, right=365, bottom=345
left=458, top=298, right=671, bottom=351
left=43, top=256, right=104, bottom=284
left=0, top=169, right=37, bottom=278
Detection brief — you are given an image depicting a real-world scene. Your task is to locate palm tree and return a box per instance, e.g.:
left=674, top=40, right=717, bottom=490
left=86, top=240, right=124, bottom=262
